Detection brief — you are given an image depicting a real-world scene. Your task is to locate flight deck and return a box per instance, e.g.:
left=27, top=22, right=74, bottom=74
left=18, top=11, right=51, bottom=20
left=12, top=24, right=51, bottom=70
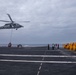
left=0, top=47, right=76, bottom=75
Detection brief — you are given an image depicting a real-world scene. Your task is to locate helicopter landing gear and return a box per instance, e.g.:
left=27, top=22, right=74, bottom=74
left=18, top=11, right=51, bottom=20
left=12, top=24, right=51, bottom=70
left=16, top=28, right=18, bottom=30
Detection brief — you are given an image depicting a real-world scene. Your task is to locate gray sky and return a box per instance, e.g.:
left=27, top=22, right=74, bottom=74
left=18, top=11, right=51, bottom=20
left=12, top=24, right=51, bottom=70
left=0, top=0, right=76, bottom=44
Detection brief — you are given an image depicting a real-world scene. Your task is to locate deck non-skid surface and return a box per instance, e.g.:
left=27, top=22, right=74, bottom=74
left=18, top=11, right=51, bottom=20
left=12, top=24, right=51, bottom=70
left=0, top=47, right=76, bottom=75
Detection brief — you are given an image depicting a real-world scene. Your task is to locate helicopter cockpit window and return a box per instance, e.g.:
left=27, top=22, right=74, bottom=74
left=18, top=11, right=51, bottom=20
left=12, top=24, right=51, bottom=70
left=4, top=24, right=10, bottom=27
left=13, top=24, right=16, bottom=26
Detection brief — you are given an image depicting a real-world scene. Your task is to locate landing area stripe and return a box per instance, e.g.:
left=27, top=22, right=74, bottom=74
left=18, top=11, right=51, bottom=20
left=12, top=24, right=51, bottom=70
left=0, top=54, right=76, bottom=58
left=0, top=59, right=76, bottom=63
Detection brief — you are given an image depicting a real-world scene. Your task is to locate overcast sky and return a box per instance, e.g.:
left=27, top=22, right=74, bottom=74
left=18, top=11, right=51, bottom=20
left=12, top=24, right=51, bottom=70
left=0, top=0, right=76, bottom=44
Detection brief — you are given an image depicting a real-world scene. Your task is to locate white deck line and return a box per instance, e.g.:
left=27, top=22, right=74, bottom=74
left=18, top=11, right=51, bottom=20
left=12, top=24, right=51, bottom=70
left=37, top=50, right=46, bottom=75
left=0, top=54, right=76, bottom=58
left=0, top=59, right=76, bottom=63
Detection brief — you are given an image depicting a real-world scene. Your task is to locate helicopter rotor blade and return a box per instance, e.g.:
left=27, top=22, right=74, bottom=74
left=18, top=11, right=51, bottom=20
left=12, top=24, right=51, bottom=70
left=0, top=20, right=10, bottom=22
left=16, top=21, right=30, bottom=23
left=7, top=14, right=13, bottom=23
left=0, top=20, right=30, bottom=23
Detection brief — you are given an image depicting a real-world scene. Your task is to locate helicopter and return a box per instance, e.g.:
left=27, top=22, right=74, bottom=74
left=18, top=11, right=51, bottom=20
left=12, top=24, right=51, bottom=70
left=0, top=14, right=29, bottom=30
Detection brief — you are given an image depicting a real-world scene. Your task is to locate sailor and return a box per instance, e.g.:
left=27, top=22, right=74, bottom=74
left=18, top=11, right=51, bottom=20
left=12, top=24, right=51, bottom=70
left=8, top=42, right=12, bottom=47
left=52, top=44, right=55, bottom=50
left=48, top=44, right=50, bottom=50
left=58, top=44, right=59, bottom=49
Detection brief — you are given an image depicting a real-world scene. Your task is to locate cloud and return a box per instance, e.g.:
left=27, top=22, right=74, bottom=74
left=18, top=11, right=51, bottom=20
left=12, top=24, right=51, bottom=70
left=0, top=0, right=76, bottom=44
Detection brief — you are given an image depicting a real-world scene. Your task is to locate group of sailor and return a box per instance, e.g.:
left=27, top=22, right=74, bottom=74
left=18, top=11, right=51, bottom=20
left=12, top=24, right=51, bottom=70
left=48, top=44, right=59, bottom=50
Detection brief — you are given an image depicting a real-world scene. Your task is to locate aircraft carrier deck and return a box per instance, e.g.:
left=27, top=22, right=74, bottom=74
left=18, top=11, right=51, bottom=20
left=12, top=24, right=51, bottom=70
left=0, top=47, right=76, bottom=75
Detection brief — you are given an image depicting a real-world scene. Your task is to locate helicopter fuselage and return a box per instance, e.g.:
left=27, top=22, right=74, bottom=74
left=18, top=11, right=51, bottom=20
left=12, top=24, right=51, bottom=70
left=0, top=23, right=23, bottom=30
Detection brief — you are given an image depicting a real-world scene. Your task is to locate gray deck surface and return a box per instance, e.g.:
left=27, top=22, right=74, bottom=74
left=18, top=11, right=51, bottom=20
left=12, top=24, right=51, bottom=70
left=0, top=47, right=76, bottom=75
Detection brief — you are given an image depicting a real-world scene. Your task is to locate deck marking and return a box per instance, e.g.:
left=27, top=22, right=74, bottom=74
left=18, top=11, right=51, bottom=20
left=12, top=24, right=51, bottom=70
left=37, top=71, right=40, bottom=75
left=40, top=63, right=42, bottom=66
left=0, top=59, right=76, bottom=63
left=0, top=54, right=76, bottom=58
left=37, top=50, right=46, bottom=75
left=39, top=66, right=41, bottom=70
